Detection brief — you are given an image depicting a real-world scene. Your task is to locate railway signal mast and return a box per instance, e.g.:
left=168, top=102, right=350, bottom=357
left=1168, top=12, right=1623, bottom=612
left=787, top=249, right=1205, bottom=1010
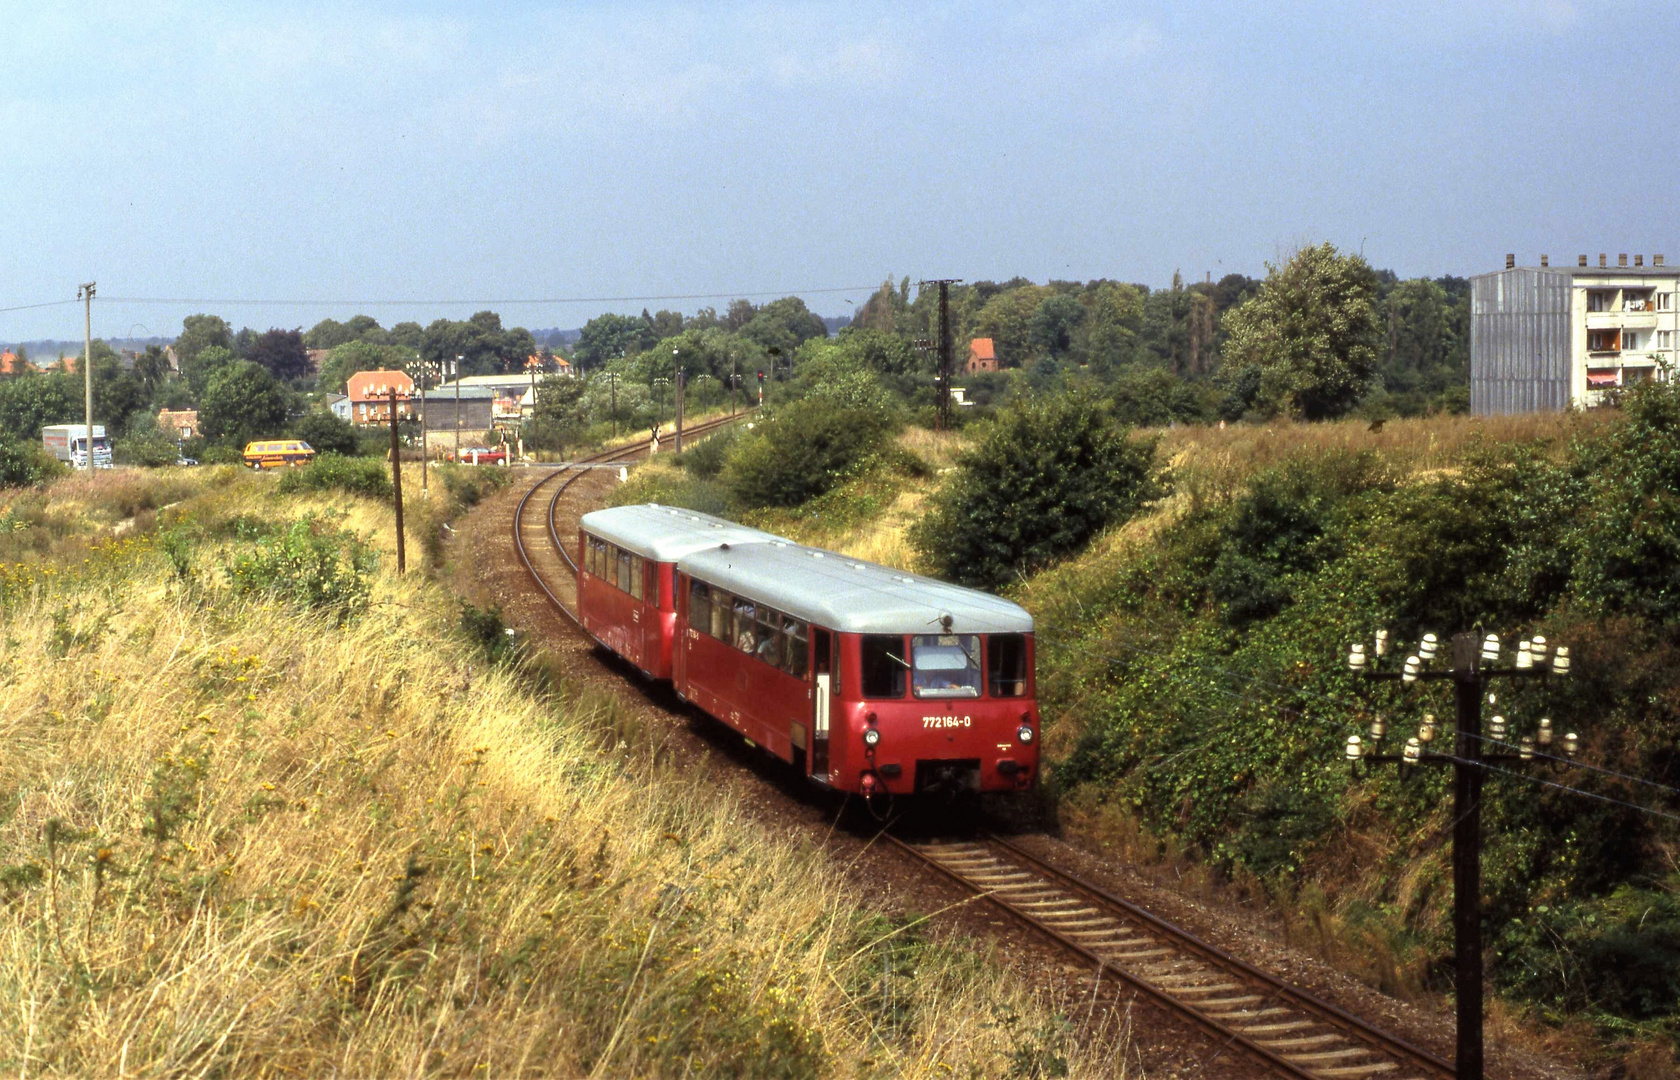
left=1345, top=630, right=1575, bottom=1080
left=918, top=279, right=961, bottom=431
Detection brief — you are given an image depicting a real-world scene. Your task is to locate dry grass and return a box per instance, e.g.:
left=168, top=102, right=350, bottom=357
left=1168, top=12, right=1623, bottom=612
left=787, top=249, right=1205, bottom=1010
left=0, top=469, right=1123, bottom=1077
left=1152, top=410, right=1614, bottom=505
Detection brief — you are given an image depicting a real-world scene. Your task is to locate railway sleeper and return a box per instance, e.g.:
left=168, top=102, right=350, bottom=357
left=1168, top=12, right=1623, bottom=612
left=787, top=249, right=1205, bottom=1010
left=1039, top=914, right=1112, bottom=929
left=1165, top=982, right=1242, bottom=997
left=1258, top=1034, right=1342, bottom=1050
left=1282, top=1048, right=1372, bottom=1064
left=1313, top=1064, right=1401, bottom=1077
left=1106, top=947, right=1175, bottom=962
left=1195, top=993, right=1266, bottom=1010
left=1235, top=1016, right=1311, bottom=1032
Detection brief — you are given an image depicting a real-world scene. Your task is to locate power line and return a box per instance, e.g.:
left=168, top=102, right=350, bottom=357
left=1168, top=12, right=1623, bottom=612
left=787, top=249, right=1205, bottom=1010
left=1463, top=730, right=1680, bottom=799
left=0, top=299, right=80, bottom=314
left=92, top=285, right=882, bottom=309
left=1480, top=759, right=1680, bottom=825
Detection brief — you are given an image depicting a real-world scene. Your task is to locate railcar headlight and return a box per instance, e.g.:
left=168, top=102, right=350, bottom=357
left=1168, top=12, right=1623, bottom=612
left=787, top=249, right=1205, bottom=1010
left=1017, top=725, right=1034, bottom=744
left=862, top=728, right=881, bottom=748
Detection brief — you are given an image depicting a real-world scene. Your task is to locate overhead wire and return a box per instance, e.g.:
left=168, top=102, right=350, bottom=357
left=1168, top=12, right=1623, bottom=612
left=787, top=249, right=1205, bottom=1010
left=1479, top=759, right=1680, bottom=825
left=93, top=285, right=882, bottom=308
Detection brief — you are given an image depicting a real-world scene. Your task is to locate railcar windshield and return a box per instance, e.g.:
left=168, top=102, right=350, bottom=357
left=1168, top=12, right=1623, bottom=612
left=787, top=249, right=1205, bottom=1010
left=911, top=634, right=982, bottom=698
left=861, top=635, right=908, bottom=699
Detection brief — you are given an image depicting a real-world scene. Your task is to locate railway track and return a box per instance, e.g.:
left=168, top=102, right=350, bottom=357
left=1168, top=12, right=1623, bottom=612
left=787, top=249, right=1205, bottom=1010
left=506, top=413, right=1452, bottom=1078
left=888, top=833, right=1455, bottom=1080
left=510, top=413, right=747, bottom=625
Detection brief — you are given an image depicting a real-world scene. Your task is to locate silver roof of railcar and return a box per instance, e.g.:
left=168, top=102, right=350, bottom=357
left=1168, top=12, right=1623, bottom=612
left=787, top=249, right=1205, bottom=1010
left=579, top=504, right=789, bottom=561
left=679, top=542, right=1033, bottom=635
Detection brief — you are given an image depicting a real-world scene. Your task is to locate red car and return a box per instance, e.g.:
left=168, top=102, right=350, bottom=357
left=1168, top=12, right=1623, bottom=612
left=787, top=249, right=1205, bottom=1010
left=449, top=446, right=507, bottom=465
left=577, top=504, right=1039, bottom=797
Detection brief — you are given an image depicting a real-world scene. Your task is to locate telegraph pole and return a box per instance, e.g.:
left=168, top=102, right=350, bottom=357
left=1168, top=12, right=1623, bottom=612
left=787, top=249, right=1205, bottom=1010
left=674, top=367, right=685, bottom=454
left=78, top=282, right=95, bottom=469
left=918, top=279, right=961, bottom=430
left=453, top=354, right=463, bottom=462
left=418, top=359, right=429, bottom=494
left=1347, top=630, right=1574, bottom=1080
left=388, top=387, right=406, bottom=573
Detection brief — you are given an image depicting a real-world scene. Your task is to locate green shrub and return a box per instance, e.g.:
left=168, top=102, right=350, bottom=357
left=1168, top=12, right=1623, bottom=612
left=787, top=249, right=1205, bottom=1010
left=224, top=516, right=378, bottom=620
left=436, top=462, right=511, bottom=509
left=723, top=399, right=897, bottom=508
left=911, top=393, right=1164, bottom=591
left=292, top=410, right=361, bottom=456
left=677, top=427, right=738, bottom=480
left=0, top=440, right=64, bottom=488
left=276, top=453, right=392, bottom=500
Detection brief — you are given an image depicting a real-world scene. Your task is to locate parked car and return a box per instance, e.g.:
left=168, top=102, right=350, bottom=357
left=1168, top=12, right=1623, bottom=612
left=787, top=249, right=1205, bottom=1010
left=448, top=446, right=507, bottom=465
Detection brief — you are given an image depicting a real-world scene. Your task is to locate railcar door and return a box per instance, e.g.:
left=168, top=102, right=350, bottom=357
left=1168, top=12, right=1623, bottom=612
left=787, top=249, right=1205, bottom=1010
left=643, top=560, right=664, bottom=674
left=810, top=627, right=834, bottom=781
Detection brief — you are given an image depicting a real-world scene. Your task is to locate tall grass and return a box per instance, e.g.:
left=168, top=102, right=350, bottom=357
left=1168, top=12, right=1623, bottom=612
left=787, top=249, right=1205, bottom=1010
left=0, top=469, right=1119, bottom=1077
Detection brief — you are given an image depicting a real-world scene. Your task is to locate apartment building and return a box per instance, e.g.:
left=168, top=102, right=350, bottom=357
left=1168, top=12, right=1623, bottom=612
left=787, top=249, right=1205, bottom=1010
left=1470, top=253, right=1679, bottom=415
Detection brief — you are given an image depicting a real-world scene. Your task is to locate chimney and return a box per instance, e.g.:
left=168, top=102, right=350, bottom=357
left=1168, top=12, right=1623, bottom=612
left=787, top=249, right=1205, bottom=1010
left=1657, top=255, right=1666, bottom=267
left=1619, top=253, right=1629, bottom=267
left=1636, top=255, right=1645, bottom=267
left=1600, top=253, right=1608, bottom=267
left=1579, top=255, right=1589, bottom=267
left=1505, top=253, right=1516, bottom=269
left=1540, top=254, right=1549, bottom=267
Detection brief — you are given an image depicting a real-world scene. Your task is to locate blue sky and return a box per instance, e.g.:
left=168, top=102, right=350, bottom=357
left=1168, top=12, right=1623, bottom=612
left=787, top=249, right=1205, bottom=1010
left=2, top=1, right=1673, bottom=341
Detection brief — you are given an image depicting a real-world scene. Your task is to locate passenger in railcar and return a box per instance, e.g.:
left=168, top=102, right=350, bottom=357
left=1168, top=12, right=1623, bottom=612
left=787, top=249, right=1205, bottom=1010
left=733, top=598, right=756, bottom=652
left=911, top=634, right=983, bottom=698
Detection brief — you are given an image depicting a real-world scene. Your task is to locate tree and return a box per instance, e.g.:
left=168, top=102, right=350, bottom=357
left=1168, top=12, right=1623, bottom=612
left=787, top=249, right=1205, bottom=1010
left=723, top=299, right=758, bottom=332
left=183, top=345, right=236, bottom=400
left=1220, top=243, right=1381, bottom=420
left=115, top=412, right=179, bottom=467
left=318, top=340, right=405, bottom=395
left=524, top=374, right=588, bottom=453
left=976, top=286, right=1050, bottom=367
left=248, top=329, right=311, bottom=381
left=739, top=296, right=828, bottom=356
left=292, top=410, right=360, bottom=456
left=722, top=398, right=898, bottom=508
left=199, top=361, right=288, bottom=444
left=134, top=345, right=171, bottom=394
left=572, top=312, right=655, bottom=369
left=910, top=393, right=1163, bottom=591
left=0, top=373, right=77, bottom=439
left=174, top=314, right=232, bottom=367
left=1029, top=293, right=1086, bottom=357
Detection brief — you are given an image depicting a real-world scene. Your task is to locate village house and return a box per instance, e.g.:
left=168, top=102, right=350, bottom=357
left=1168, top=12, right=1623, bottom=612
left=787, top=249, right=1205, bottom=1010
left=965, top=338, right=999, bottom=374
left=156, top=408, right=198, bottom=441
left=345, top=369, right=416, bottom=425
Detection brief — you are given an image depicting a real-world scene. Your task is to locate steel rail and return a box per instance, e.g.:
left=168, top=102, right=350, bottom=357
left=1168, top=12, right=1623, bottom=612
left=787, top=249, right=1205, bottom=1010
left=884, top=833, right=1454, bottom=1080
left=510, top=413, right=748, bottom=626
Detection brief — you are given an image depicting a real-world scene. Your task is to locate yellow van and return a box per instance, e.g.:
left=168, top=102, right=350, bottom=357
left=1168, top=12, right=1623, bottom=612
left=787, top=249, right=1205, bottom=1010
left=242, top=440, right=316, bottom=469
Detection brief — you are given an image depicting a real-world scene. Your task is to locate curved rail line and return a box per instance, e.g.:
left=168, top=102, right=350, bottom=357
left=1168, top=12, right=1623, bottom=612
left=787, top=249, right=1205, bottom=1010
left=508, top=415, right=1448, bottom=1078
left=887, top=833, right=1455, bottom=1080
left=511, top=413, right=748, bottom=625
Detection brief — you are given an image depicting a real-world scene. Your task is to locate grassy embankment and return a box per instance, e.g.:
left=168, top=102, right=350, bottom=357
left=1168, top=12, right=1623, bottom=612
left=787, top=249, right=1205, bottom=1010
left=0, top=463, right=1115, bottom=1077
left=623, top=407, right=1680, bottom=1068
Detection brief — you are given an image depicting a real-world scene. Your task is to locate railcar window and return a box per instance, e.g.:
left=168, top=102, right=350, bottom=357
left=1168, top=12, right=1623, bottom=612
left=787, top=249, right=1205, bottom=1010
left=617, top=548, right=633, bottom=594
left=988, top=634, right=1029, bottom=697
left=782, top=618, right=808, bottom=679
left=689, top=579, right=710, bottom=630
left=912, top=634, right=982, bottom=699
left=732, top=598, right=756, bottom=653
left=861, top=635, right=908, bottom=699
left=755, top=608, right=782, bottom=668
left=710, top=589, right=731, bottom=640
left=629, top=554, right=645, bottom=601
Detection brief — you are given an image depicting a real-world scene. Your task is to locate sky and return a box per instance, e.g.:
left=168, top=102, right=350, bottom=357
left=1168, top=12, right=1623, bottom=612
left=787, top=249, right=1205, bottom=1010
left=3, top=0, right=1674, bottom=343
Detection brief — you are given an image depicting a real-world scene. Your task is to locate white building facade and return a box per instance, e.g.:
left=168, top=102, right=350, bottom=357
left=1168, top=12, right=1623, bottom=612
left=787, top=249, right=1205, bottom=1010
left=1470, top=254, right=1679, bottom=414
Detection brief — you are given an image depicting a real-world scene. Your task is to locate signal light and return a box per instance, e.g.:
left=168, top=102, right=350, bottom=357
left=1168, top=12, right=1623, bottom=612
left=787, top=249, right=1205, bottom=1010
left=1017, top=725, right=1034, bottom=744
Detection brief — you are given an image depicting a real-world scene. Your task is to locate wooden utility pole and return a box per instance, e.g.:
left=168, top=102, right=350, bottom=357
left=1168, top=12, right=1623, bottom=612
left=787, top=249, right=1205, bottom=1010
left=388, top=386, right=405, bottom=573
left=78, top=282, right=95, bottom=469
left=674, top=368, right=685, bottom=454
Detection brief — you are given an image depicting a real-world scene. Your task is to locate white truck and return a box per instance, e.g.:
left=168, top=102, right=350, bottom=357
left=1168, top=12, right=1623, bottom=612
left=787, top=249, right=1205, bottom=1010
left=42, top=424, right=114, bottom=469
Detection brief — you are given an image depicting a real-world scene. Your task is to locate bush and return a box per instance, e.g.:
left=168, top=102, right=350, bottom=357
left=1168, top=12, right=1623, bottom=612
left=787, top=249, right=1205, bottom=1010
left=276, top=453, right=392, bottom=500
left=723, top=398, right=897, bottom=508
left=0, top=439, right=64, bottom=488
left=677, top=427, right=738, bottom=480
left=436, top=463, right=510, bottom=509
left=292, top=410, right=361, bottom=457
left=911, top=393, right=1164, bottom=591
left=224, top=516, right=378, bottom=621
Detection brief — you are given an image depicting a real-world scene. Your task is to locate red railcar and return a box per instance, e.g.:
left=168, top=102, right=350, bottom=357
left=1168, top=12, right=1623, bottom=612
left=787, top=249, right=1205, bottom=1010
left=577, top=505, right=786, bottom=680
left=576, top=505, right=1039, bottom=796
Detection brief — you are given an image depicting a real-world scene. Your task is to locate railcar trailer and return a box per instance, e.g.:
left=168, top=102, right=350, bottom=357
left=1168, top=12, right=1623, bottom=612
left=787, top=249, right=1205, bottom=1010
left=577, top=504, right=1040, bottom=797
left=576, top=505, right=789, bottom=679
